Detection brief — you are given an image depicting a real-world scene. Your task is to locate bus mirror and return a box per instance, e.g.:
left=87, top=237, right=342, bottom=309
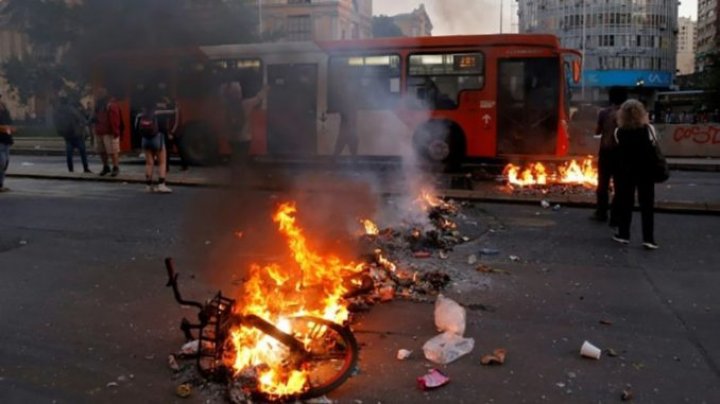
left=572, top=60, right=581, bottom=84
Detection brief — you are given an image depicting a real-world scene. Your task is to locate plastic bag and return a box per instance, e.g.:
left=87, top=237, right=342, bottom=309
left=434, top=294, right=466, bottom=336
left=422, top=331, right=475, bottom=365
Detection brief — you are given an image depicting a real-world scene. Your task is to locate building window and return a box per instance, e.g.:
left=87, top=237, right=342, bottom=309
left=286, top=15, right=312, bottom=41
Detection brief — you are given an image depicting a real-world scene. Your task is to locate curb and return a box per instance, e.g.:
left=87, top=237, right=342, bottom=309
left=7, top=172, right=719, bottom=215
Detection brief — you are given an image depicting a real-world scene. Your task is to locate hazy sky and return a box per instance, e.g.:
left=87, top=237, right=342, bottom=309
left=374, top=0, right=698, bottom=36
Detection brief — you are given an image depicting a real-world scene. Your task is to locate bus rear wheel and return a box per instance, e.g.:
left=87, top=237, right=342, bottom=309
left=177, top=121, right=219, bottom=166
left=413, top=121, right=465, bottom=171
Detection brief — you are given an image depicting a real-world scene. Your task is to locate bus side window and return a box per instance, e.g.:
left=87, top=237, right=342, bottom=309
left=328, top=55, right=401, bottom=112
left=407, top=52, right=485, bottom=110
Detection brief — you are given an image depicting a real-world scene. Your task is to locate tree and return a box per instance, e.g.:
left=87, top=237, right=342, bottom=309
left=0, top=0, right=258, bottom=105
left=372, top=16, right=404, bottom=38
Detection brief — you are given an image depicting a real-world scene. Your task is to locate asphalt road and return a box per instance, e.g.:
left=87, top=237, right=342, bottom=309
left=1, top=178, right=719, bottom=404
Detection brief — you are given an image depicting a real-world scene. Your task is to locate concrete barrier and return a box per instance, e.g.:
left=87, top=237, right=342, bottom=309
left=569, top=123, right=720, bottom=158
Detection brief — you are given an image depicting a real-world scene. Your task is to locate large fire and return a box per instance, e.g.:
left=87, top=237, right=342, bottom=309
left=503, top=157, right=598, bottom=188
left=226, top=203, right=363, bottom=397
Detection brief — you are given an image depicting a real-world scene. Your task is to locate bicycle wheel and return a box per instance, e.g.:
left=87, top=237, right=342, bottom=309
left=294, top=316, right=359, bottom=400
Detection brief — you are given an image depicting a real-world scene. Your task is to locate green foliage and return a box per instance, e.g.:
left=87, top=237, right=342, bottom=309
left=372, top=16, right=404, bottom=38
left=0, top=0, right=258, bottom=104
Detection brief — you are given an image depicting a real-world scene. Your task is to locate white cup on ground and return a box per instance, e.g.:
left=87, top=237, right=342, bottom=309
left=580, top=340, right=602, bottom=359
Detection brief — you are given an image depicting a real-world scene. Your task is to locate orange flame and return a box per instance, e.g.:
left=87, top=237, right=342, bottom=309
left=227, top=202, right=363, bottom=397
left=504, top=157, right=598, bottom=188
left=361, top=219, right=379, bottom=236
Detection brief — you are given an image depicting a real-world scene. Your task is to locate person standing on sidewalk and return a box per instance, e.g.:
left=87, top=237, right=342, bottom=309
left=611, top=99, right=659, bottom=250
left=155, top=96, right=187, bottom=171
left=0, top=94, right=12, bottom=192
left=54, top=96, right=92, bottom=173
left=591, top=86, right=627, bottom=224
left=93, top=88, right=123, bottom=177
left=135, top=104, right=172, bottom=193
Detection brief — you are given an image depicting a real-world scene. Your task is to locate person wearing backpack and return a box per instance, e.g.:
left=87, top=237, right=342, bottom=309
left=54, top=96, right=92, bottom=173
left=93, top=88, right=123, bottom=177
left=135, top=105, right=171, bottom=193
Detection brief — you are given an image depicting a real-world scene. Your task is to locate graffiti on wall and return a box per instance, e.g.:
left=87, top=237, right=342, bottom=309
left=671, top=125, right=720, bottom=145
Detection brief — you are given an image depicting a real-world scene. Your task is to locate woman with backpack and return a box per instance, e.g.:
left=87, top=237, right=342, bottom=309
left=135, top=104, right=171, bottom=193
left=611, top=99, right=660, bottom=250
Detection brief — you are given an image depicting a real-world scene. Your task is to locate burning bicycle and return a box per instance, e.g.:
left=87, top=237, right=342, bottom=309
left=165, top=258, right=359, bottom=401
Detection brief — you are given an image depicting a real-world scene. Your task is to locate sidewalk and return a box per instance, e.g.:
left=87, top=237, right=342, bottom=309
left=5, top=155, right=720, bottom=214
left=11, top=136, right=720, bottom=172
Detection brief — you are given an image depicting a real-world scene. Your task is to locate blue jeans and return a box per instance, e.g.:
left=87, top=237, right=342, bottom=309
left=65, top=136, right=89, bottom=172
left=0, top=143, right=9, bottom=187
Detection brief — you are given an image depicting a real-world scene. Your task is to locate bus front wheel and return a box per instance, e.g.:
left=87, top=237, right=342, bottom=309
left=413, top=121, right=465, bottom=171
left=177, top=122, right=219, bottom=166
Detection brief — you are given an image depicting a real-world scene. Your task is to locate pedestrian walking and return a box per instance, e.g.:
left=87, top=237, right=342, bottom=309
left=591, top=86, right=627, bottom=225
left=611, top=99, right=659, bottom=250
left=135, top=105, right=171, bottom=193
left=155, top=96, right=187, bottom=171
left=93, top=88, right=123, bottom=177
left=0, top=94, right=12, bottom=192
left=54, top=96, right=92, bottom=173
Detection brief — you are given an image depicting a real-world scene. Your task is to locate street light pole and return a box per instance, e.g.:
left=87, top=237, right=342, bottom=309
left=581, top=0, right=586, bottom=101
left=258, top=0, right=263, bottom=38
left=500, top=0, right=504, bottom=34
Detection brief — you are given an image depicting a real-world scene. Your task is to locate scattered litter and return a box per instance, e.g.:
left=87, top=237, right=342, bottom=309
left=168, top=354, right=180, bottom=371
left=541, top=200, right=550, bottom=208
left=179, top=340, right=200, bottom=355
left=117, top=375, right=128, bottom=382
left=204, top=240, right=212, bottom=245
left=509, top=255, right=521, bottom=262
left=632, top=362, right=645, bottom=370
left=434, top=294, right=466, bottom=336
left=479, top=248, right=499, bottom=255
left=580, top=340, right=601, bottom=360
left=467, top=254, right=478, bottom=265
left=480, top=348, right=507, bottom=365
left=621, top=389, right=634, bottom=401
left=144, top=354, right=155, bottom=360
left=462, top=236, right=470, bottom=242
left=423, top=332, right=475, bottom=364
left=556, top=382, right=566, bottom=388
left=439, top=251, right=448, bottom=260
left=18, top=240, right=28, bottom=246
left=552, top=204, right=561, bottom=211
left=606, top=348, right=619, bottom=357
left=106, top=382, right=119, bottom=388
left=476, top=265, right=510, bottom=275
left=306, top=396, right=332, bottom=404
left=416, top=368, right=450, bottom=390
left=413, top=251, right=431, bottom=259
left=396, top=349, right=413, bottom=360
left=378, top=286, right=394, bottom=302
left=176, top=383, right=192, bottom=398
left=567, top=371, right=576, bottom=379
left=599, top=319, right=613, bottom=326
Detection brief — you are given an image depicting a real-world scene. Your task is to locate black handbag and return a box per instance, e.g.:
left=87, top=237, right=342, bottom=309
left=648, top=126, right=670, bottom=183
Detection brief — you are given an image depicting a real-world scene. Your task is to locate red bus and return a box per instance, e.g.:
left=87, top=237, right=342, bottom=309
left=95, top=34, right=580, bottom=166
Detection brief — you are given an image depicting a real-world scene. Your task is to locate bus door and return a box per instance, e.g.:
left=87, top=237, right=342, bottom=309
left=267, top=64, right=318, bottom=155
left=497, top=57, right=560, bottom=156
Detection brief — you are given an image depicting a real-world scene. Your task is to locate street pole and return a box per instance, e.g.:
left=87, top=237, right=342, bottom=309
left=258, top=0, right=263, bottom=40
left=500, top=0, right=504, bottom=34
left=581, top=0, right=586, bottom=101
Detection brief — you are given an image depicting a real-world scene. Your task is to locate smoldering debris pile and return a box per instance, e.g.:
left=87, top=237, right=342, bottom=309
left=345, top=196, right=473, bottom=309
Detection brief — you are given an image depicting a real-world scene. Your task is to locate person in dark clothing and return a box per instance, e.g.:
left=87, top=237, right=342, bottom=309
left=611, top=99, right=659, bottom=250
left=334, top=81, right=359, bottom=157
left=0, top=94, right=12, bottom=192
left=54, top=96, right=92, bottom=173
left=591, top=86, right=628, bottom=223
left=155, top=97, right=187, bottom=171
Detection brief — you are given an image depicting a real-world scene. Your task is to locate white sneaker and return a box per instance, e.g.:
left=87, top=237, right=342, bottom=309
left=145, top=185, right=155, bottom=193
left=155, top=183, right=172, bottom=193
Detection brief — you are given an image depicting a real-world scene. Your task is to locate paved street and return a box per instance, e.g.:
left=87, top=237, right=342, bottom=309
left=1, top=178, right=719, bottom=403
